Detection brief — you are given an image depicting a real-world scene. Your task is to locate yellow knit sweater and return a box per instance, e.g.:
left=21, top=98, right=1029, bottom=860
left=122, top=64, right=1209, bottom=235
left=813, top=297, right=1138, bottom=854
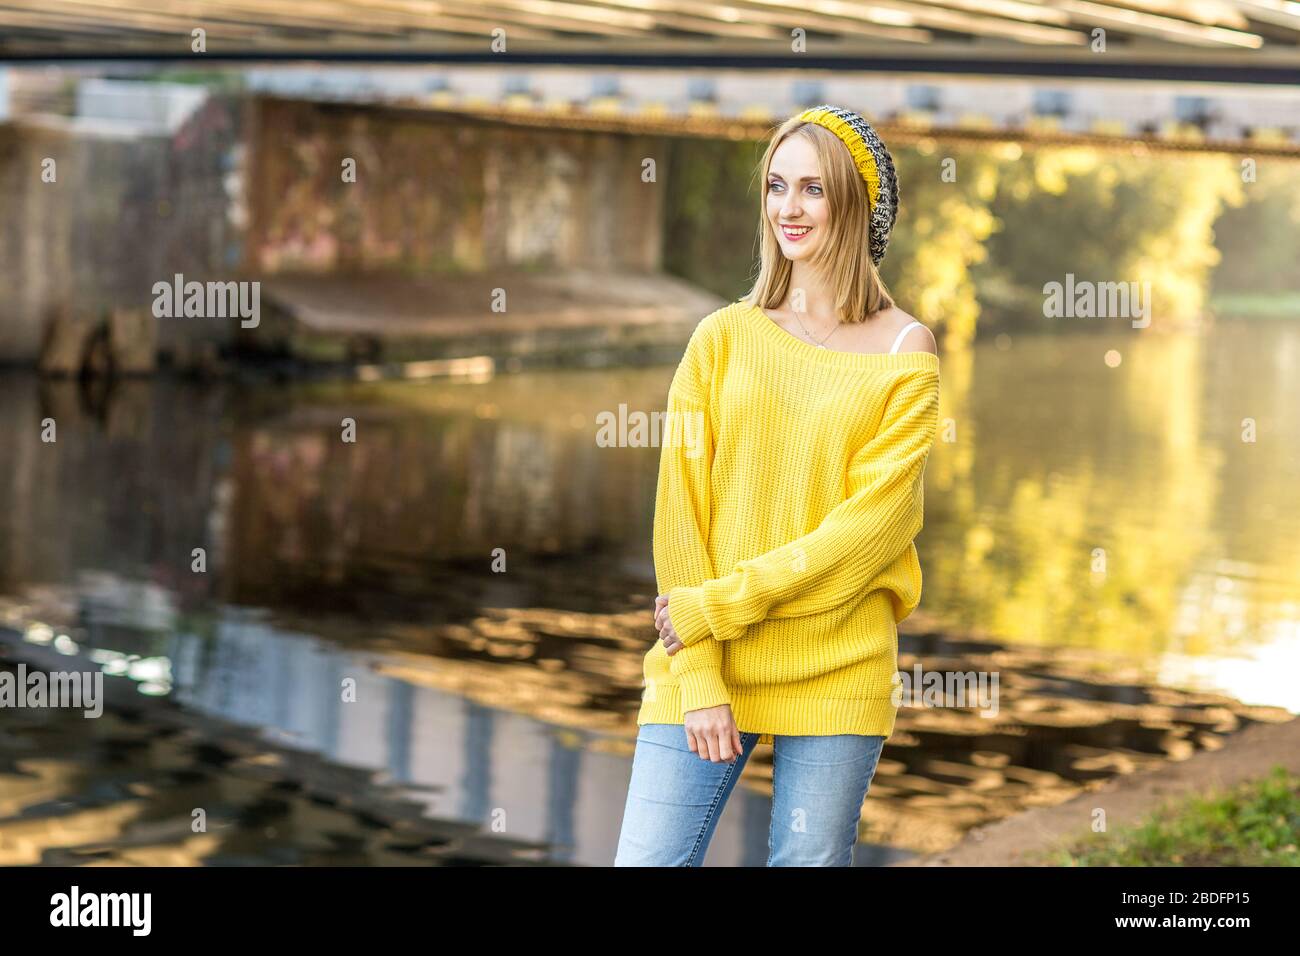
left=636, top=298, right=941, bottom=745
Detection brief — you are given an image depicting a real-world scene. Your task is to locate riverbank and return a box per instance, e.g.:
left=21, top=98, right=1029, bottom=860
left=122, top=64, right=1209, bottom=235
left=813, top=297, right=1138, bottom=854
left=6, top=268, right=728, bottom=382
left=896, top=712, right=1300, bottom=866
left=243, top=268, right=727, bottom=377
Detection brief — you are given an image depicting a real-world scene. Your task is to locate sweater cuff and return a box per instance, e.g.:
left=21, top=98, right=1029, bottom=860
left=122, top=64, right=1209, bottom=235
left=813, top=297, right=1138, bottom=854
left=666, top=585, right=712, bottom=647
left=674, top=663, right=731, bottom=712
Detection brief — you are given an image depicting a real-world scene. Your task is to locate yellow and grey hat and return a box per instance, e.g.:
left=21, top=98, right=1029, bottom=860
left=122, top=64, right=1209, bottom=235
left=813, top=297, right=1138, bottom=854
left=795, top=104, right=899, bottom=267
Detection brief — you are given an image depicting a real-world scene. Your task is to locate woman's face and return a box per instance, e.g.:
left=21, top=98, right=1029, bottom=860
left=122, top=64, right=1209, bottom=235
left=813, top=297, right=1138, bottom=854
left=765, top=135, right=829, bottom=262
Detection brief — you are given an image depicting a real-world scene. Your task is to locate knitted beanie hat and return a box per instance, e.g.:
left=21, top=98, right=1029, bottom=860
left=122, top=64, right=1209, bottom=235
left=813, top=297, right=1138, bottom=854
left=794, top=104, right=899, bottom=267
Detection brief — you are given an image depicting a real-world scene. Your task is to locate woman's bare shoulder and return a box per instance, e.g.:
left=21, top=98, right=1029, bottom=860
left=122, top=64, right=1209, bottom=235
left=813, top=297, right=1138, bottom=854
left=877, top=306, right=937, bottom=354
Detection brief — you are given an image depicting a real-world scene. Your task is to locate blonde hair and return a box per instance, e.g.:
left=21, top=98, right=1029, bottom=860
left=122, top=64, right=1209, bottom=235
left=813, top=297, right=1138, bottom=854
left=745, top=117, right=895, bottom=323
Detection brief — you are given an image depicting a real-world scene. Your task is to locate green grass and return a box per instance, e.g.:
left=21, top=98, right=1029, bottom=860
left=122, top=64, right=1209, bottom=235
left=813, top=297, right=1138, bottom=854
left=1042, top=766, right=1300, bottom=866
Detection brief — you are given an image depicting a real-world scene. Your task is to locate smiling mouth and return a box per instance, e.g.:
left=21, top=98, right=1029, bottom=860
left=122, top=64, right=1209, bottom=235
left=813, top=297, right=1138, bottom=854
left=781, top=224, right=813, bottom=239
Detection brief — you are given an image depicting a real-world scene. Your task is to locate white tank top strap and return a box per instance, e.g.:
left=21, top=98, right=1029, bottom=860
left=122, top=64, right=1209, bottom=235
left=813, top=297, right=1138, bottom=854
left=888, top=320, right=923, bottom=354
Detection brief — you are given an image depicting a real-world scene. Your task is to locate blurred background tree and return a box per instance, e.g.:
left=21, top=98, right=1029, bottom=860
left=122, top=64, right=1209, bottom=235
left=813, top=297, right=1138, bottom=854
left=662, top=136, right=1294, bottom=344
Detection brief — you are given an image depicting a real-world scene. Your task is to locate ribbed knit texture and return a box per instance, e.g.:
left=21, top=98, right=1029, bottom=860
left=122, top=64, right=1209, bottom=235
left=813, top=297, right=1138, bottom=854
left=637, top=299, right=941, bottom=745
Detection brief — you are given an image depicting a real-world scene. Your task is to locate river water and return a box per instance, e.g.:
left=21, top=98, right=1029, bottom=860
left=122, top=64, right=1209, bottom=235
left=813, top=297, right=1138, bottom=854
left=1, top=315, right=1296, bottom=865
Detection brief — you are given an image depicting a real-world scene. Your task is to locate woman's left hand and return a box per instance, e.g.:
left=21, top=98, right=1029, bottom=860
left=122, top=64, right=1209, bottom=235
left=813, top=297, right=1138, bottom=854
left=654, top=594, right=684, bottom=655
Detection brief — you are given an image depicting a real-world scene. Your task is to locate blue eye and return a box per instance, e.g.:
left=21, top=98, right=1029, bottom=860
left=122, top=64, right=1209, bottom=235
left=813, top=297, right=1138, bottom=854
left=770, top=181, right=821, bottom=195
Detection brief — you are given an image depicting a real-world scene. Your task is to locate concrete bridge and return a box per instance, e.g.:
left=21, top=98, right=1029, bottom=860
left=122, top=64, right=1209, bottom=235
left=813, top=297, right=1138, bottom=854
left=0, top=81, right=727, bottom=368
left=2, top=3, right=1297, bottom=367
left=2, top=1, right=1300, bottom=85
left=235, top=62, right=1300, bottom=156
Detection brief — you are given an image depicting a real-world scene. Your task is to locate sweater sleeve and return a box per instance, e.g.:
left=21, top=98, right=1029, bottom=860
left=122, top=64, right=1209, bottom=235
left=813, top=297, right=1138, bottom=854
left=651, top=325, right=731, bottom=711
left=666, top=368, right=939, bottom=647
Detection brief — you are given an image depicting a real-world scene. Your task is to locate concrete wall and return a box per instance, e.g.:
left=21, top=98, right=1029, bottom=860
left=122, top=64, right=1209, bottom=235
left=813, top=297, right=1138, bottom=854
left=1, top=91, right=670, bottom=365
left=247, top=96, right=664, bottom=275
left=0, top=121, right=71, bottom=362
left=0, top=95, right=244, bottom=365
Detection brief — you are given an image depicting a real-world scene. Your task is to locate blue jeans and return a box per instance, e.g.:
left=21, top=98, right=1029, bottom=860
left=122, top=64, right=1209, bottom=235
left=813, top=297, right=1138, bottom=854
left=614, top=722, right=886, bottom=866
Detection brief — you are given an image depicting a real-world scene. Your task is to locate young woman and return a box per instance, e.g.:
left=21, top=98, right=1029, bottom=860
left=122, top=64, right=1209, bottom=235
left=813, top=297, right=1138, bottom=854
left=614, top=105, right=940, bottom=867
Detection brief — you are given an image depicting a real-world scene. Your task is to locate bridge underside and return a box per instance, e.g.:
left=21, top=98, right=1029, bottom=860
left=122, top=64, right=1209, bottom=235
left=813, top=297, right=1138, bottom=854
left=2, top=4, right=1298, bottom=158
left=1, top=1, right=1299, bottom=84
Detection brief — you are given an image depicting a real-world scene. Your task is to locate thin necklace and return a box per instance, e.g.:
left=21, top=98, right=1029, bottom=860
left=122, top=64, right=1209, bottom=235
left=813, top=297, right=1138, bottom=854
left=792, top=309, right=840, bottom=348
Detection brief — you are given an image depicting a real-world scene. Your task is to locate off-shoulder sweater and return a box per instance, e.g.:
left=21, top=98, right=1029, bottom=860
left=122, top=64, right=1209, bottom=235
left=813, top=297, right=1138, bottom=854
left=637, top=298, right=941, bottom=745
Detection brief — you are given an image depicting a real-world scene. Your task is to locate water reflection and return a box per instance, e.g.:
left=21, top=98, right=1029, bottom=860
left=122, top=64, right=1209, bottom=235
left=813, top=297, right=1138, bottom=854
left=0, top=599, right=810, bottom=867
left=0, top=315, right=1297, bottom=864
left=920, top=318, right=1300, bottom=706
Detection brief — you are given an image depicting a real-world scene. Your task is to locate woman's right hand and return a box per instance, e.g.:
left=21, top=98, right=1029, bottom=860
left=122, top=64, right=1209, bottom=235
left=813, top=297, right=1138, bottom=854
left=684, top=704, right=745, bottom=763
